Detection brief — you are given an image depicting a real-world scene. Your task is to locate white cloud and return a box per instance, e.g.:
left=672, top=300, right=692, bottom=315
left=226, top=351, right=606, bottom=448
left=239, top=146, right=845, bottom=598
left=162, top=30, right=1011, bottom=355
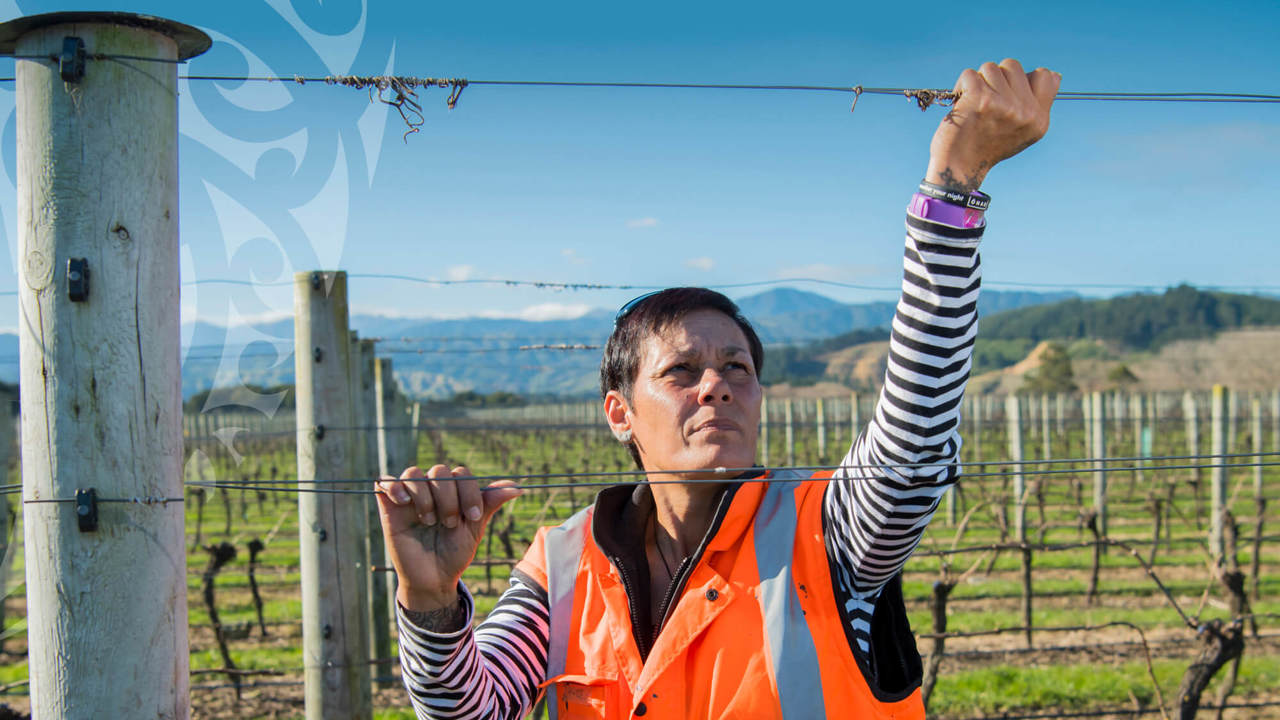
left=626, top=217, right=660, bottom=229
left=478, top=303, right=594, bottom=322
left=684, top=257, right=715, bottom=271
left=446, top=265, right=475, bottom=281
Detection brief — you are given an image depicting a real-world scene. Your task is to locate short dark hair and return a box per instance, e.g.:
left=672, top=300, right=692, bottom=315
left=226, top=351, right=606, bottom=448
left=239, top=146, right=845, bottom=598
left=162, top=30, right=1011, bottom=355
left=600, top=287, right=765, bottom=468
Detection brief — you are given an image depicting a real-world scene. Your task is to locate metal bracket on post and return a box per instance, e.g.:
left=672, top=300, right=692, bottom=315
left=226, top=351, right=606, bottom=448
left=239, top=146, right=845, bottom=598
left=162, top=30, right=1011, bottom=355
left=75, top=488, right=98, bottom=532
left=67, top=257, right=89, bottom=301
left=60, top=36, right=85, bottom=82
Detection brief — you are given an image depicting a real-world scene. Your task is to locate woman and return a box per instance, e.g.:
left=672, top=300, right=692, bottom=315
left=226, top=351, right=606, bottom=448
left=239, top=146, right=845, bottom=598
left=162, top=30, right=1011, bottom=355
left=377, top=59, right=1060, bottom=719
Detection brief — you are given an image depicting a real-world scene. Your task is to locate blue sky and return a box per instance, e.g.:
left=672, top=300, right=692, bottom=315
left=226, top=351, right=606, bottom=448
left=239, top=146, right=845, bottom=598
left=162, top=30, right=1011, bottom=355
left=0, top=0, right=1277, bottom=333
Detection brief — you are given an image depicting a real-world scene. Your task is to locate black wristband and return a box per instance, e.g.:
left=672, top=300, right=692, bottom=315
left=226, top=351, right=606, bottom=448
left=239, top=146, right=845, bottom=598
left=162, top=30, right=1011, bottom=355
left=918, top=180, right=991, bottom=211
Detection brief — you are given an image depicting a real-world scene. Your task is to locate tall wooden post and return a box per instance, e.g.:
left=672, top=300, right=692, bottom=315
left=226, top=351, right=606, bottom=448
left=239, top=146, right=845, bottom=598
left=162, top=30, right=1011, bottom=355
left=7, top=12, right=208, bottom=717
left=1007, top=396, right=1027, bottom=541
left=1082, top=395, right=1093, bottom=460
left=850, top=391, right=861, bottom=440
left=1252, top=397, right=1264, bottom=512
left=1132, top=393, right=1146, bottom=489
left=294, top=271, right=371, bottom=719
left=375, top=358, right=397, bottom=477
left=785, top=398, right=795, bottom=468
left=1184, top=391, right=1200, bottom=485
left=409, top=400, right=422, bottom=466
left=1112, top=391, right=1125, bottom=446
left=373, top=357, right=402, bottom=641
left=1209, top=385, right=1228, bottom=564
left=359, top=341, right=391, bottom=681
left=345, top=333, right=373, bottom=693
left=816, top=397, right=827, bottom=463
left=1227, top=388, right=1239, bottom=455
left=0, top=396, right=14, bottom=651
left=1272, top=389, right=1280, bottom=455
left=969, top=394, right=982, bottom=465
left=760, top=394, right=770, bottom=467
left=1040, top=393, right=1051, bottom=462
left=1006, top=395, right=1032, bottom=648
left=1091, top=391, right=1108, bottom=540
left=1055, top=393, right=1065, bottom=438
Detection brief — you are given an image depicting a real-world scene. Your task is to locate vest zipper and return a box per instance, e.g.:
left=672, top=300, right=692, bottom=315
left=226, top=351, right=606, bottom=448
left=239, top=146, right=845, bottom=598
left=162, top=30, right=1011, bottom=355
left=611, top=555, right=653, bottom=659
left=655, top=556, right=693, bottom=636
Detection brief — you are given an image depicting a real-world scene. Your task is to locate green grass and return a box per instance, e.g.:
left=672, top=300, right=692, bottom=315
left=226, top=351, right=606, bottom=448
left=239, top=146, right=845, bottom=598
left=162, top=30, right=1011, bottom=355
left=930, top=655, right=1280, bottom=717
left=908, top=598, right=1280, bottom=636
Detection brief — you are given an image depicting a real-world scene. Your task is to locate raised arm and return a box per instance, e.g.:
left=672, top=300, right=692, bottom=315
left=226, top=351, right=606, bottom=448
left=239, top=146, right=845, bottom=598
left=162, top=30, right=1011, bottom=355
left=823, top=59, right=1059, bottom=651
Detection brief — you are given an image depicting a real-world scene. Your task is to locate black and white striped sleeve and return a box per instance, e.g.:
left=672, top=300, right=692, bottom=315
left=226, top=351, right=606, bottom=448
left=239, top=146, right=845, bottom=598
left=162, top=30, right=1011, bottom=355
left=396, top=574, right=550, bottom=720
left=823, top=208, right=981, bottom=652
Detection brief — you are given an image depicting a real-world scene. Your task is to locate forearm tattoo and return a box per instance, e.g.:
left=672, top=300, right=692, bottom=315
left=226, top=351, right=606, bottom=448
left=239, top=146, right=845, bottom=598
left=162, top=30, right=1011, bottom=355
left=402, top=598, right=468, bottom=633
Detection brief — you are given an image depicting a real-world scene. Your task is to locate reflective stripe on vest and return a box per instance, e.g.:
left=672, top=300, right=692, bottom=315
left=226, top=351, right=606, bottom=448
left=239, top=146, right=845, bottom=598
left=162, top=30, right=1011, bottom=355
left=543, top=506, right=590, bottom=720
left=754, top=479, right=826, bottom=718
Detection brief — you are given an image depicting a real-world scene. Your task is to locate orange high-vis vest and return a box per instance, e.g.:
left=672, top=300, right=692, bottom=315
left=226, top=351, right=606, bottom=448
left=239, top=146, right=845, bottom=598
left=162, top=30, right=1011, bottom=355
left=515, top=472, right=926, bottom=719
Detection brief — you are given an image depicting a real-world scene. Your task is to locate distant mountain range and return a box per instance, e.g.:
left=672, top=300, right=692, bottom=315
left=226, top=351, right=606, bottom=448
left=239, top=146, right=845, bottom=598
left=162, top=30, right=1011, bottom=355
left=0, top=287, right=1077, bottom=400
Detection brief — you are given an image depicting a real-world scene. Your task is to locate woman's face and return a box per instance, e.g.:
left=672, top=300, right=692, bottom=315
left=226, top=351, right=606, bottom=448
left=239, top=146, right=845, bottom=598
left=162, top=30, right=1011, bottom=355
left=607, top=309, right=762, bottom=475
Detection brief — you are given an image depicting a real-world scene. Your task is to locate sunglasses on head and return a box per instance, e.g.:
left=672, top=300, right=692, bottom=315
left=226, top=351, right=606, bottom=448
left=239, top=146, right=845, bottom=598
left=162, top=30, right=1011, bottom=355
left=613, top=290, right=663, bottom=327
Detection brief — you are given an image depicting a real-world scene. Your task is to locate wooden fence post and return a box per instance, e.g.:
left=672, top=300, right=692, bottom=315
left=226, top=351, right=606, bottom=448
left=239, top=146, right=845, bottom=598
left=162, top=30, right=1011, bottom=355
left=816, top=397, right=827, bottom=463
left=1210, top=384, right=1228, bottom=564
left=358, top=341, right=392, bottom=682
left=1007, top=395, right=1032, bottom=648
left=1251, top=397, right=1265, bottom=601
left=375, top=358, right=397, bottom=477
left=969, top=394, right=982, bottom=465
left=760, top=394, right=770, bottom=467
left=346, top=333, right=373, bottom=693
left=1041, top=393, right=1051, bottom=462
left=1227, top=388, right=1239, bottom=455
left=1251, top=397, right=1263, bottom=504
left=1132, top=393, right=1146, bottom=493
left=1091, top=391, right=1108, bottom=541
left=1185, top=390, right=1203, bottom=528
left=294, top=271, right=372, bottom=719
left=374, top=357, right=402, bottom=641
left=9, top=12, right=208, bottom=716
left=1083, top=394, right=1093, bottom=460
left=850, top=391, right=861, bottom=440
left=410, top=400, right=422, bottom=466
left=0, top=396, right=13, bottom=652
left=1055, top=392, right=1065, bottom=439
left=785, top=398, right=795, bottom=468
left=1272, top=389, right=1280, bottom=456
left=1112, top=391, right=1125, bottom=446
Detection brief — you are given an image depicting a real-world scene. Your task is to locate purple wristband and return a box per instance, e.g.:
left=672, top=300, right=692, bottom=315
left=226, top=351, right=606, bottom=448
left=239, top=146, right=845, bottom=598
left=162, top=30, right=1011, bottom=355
left=909, top=193, right=985, bottom=229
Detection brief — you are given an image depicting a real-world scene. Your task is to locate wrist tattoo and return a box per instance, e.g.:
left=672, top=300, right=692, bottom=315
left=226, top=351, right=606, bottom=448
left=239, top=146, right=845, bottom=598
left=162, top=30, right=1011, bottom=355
left=403, top=598, right=468, bottom=633
left=937, top=166, right=986, bottom=194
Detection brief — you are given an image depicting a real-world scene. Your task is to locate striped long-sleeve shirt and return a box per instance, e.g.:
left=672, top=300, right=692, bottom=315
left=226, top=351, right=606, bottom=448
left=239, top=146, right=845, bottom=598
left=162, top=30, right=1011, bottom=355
left=397, top=207, right=982, bottom=720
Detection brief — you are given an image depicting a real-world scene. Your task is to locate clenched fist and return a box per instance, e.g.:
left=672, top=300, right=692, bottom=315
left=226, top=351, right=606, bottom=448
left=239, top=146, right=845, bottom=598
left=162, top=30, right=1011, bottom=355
left=926, top=58, right=1060, bottom=192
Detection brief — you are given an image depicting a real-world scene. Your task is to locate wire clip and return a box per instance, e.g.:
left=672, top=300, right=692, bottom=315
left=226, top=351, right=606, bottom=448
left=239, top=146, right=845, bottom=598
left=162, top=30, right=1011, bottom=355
left=76, top=488, right=98, bottom=532
left=60, top=36, right=85, bottom=83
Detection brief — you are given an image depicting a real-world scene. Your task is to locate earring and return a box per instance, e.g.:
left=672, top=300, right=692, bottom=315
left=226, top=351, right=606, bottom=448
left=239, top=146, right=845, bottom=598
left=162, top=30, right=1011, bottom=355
left=614, top=429, right=632, bottom=443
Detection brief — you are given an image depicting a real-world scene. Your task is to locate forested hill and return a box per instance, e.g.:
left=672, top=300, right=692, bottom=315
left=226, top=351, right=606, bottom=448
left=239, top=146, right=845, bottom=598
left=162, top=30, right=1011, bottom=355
left=979, top=285, right=1280, bottom=350
left=760, top=286, right=1280, bottom=388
